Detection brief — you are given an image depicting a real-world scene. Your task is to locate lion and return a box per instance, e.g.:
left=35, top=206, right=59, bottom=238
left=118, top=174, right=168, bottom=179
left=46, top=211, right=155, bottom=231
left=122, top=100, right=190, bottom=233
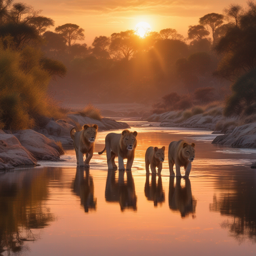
left=70, top=124, right=98, bottom=167
left=168, top=140, right=195, bottom=176
left=98, top=129, right=137, bottom=170
left=145, top=146, right=165, bottom=174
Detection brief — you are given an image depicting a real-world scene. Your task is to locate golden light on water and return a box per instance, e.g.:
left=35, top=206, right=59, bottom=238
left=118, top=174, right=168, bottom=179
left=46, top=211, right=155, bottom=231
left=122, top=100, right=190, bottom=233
left=135, top=21, right=152, bottom=37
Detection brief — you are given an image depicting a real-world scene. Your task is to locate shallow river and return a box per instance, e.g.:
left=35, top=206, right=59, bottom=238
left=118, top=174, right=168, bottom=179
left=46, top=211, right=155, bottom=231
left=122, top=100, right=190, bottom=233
left=1, top=125, right=256, bottom=256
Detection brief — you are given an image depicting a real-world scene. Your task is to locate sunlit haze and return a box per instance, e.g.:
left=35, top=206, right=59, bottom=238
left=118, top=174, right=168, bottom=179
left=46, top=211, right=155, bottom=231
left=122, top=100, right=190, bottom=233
left=22, top=0, right=245, bottom=45
left=135, top=22, right=152, bottom=37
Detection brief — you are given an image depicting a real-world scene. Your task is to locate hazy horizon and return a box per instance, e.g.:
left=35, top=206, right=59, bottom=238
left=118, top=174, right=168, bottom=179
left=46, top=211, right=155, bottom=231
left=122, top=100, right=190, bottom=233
left=23, top=0, right=245, bottom=45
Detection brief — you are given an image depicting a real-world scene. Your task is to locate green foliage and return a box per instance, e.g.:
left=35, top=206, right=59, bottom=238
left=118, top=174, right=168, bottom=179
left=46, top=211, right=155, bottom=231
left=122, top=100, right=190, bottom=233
left=224, top=68, right=256, bottom=116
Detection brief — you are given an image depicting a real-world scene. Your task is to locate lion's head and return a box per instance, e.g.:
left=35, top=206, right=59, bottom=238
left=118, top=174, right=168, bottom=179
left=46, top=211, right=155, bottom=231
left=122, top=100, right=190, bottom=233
left=83, top=124, right=98, bottom=143
left=181, top=142, right=195, bottom=162
left=121, top=130, right=137, bottom=151
left=154, top=146, right=165, bottom=162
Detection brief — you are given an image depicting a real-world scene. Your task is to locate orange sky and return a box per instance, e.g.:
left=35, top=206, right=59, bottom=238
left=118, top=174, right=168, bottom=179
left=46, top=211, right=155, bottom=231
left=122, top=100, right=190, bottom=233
left=24, top=0, right=245, bottom=45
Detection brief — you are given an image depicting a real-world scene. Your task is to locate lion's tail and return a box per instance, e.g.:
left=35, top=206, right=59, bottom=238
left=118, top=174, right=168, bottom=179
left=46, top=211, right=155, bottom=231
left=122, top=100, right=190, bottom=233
left=70, top=127, right=76, bottom=140
left=98, top=147, right=106, bottom=155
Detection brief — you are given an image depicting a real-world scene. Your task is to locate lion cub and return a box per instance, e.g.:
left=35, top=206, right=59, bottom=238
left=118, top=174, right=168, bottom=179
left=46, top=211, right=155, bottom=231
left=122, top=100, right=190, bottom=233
left=168, top=140, right=195, bottom=177
left=98, top=129, right=138, bottom=170
left=70, top=124, right=98, bottom=167
left=145, top=146, right=165, bottom=174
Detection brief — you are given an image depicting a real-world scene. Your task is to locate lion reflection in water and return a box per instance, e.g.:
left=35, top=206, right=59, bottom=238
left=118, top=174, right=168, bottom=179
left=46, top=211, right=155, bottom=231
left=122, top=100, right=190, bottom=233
left=105, top=170, right=137, bottom=211
left=169, top=177, right=196, bottom=218
left=144, top=174, right=165, bottom=207
left=72, top=167, right=97, bottom=213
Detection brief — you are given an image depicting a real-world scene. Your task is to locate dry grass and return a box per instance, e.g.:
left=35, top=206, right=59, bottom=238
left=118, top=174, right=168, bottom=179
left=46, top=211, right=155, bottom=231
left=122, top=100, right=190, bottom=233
left=77, top=104, right=102, bottom=121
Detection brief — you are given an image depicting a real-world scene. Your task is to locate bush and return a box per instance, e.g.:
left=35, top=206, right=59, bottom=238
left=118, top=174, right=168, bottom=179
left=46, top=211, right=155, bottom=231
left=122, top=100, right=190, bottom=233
left=224, top=68, right=256, bottom=116
left=77, top=104, right=102, bottom=121
left=0, top=46, right=65, bottom=130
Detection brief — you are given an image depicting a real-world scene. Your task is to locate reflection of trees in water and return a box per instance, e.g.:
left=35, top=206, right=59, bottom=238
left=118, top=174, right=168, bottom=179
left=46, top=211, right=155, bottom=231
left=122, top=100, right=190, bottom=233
left=209, top=172, right=256, bottom=243
left=72, top=167, right=97, bottom=213
left=105, top=170, right=137, bottom=211
left=144, top=174, right=165, bottom=207
left=169, top=177, right=196, bottom=218
left=0, top=168, right=59, bottom=255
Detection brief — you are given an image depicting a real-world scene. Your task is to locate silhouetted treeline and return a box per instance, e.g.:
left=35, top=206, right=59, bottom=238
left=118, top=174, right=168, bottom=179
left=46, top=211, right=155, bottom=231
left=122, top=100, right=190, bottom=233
left=1, top=0, right=256, bottom=123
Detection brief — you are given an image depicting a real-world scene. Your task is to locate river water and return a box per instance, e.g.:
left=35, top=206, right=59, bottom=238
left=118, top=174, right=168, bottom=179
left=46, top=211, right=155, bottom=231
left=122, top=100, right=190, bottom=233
left=1, top=124, right=256, bottom=256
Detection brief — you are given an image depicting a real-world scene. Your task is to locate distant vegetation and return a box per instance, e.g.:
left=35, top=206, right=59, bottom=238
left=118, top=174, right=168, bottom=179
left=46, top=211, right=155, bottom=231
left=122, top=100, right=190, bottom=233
left=0, top=0, right=255, bottom=130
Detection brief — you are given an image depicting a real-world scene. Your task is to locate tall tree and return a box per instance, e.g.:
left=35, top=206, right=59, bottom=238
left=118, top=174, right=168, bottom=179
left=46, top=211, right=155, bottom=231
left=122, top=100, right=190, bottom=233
left=160, top=28, right=184, bottom=40
left=0, top=0, right=12, bottom=24
left=28, top=16, right=54, bottom=35
left=224, top=4, right=243, bottom=26
left=8, top=2, right=32, bottom=23
left=188, top=25, right=210, bottom=40
left=199, top=13, right=224, bottom=44
left=55, top=23, right=84, bottom=47
left=109, top=30, right=140, bottom=60
left=215, top=2, right=256, bottom=80
left=92, top=36, right=110, bottom=58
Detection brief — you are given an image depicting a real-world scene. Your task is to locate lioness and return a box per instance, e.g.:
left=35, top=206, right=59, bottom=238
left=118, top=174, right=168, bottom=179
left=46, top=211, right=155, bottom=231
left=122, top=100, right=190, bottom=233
left=70, top=124, right=98, bottom=167
left=168, top=140, right=195, bottom=176
left=145, top=146, right=165, bottom=174
left=98, top=129, right=138, bottom=170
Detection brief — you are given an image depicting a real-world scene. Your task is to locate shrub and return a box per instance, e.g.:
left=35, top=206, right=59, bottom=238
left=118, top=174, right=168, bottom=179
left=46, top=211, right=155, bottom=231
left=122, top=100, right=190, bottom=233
left=0, top=46, right=65, bottom=130
left=191, top=107, right=204, bottom=115
left=77, top=104, right=102, bottom=121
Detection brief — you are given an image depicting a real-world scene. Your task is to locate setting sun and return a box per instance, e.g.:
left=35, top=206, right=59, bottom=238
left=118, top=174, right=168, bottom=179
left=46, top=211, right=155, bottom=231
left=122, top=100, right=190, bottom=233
left=135, top=21, right=151, bottom=37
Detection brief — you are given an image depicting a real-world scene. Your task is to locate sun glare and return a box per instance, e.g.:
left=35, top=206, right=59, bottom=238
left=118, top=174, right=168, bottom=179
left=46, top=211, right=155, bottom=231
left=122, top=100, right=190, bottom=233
left=135, top=22, right=151, bottom=38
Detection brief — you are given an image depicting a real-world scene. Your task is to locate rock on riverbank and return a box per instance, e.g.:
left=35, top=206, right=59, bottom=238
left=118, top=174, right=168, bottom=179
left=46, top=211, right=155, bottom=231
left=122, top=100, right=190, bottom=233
left=0, top=115, right=130, bottom=169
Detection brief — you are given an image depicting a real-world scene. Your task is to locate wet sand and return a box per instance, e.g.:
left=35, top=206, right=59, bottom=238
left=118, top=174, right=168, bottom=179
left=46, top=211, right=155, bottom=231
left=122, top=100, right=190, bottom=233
left=0, top=126, right=256, bottom=255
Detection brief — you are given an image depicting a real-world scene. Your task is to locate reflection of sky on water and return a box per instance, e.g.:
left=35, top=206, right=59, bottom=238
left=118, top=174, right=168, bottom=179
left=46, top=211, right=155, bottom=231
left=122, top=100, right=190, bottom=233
left=1, top=126, right=256, bottom=255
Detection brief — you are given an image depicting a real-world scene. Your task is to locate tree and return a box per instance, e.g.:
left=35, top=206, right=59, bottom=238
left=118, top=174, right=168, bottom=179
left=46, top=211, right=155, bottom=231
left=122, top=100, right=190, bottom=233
left=188, top=25, right=210, bottom=40
left=92, top=36, right=110, bottom=59
left=28, top=16, right=54, bottom=35
left=43, top=31, right=66, bottom=54
left=215, top=2, right=256, bottom=80
left=224, top=4, right=243, bottom=26
left=224, top=68, right=256, bottom=116
left=199, top=13, right=224, bottom=43
left=55, top=23, right=85, bottom=47
left=8, top=2, right=32, bottom=24
left=0, top=22, right=39, bottom=49
left=40, top=57, right=67, bottom=78
left=160, top=28, right=184, bottom=40
left=0, top=0, right=12, bottom=24
left=109, top=30, right=140, bottom=60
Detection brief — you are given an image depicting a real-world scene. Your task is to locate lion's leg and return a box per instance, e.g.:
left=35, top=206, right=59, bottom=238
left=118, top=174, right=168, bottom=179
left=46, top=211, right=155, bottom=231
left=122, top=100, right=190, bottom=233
left=185, top=162, right=191, bottom=177
left=106, top=145, right=113, bottom=169
left=111, top=152, right=117, bottom=169
left=150, top=164, right=156, bottom=174
left=126, top=157, right=134, bottom=170
left=145, top=160, right=150, bottom=173
left=75, top=148, right=79, bottom=166
left=78, top=151, right=84, bottom=166
left=118, top=155, right=125, bottom=170
left=169, top=159, right=175, bottom=176
left=158, top=162, right=162, bottom=174
left=85, top=153, right=93, bottom=167
left=175, top=164, right=181, bottom=177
